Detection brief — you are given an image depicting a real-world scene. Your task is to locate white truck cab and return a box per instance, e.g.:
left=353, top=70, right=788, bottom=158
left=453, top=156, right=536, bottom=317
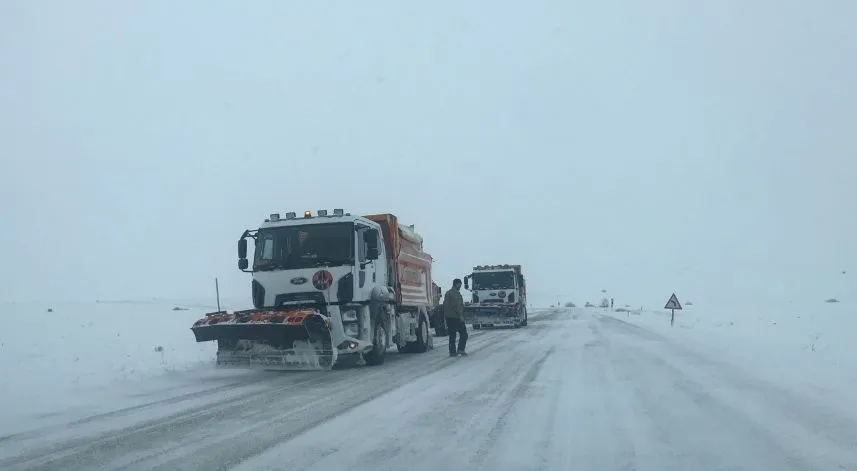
left=463, top=264, right=528, bottom=329
left=191, top=209, right=434, bottom=370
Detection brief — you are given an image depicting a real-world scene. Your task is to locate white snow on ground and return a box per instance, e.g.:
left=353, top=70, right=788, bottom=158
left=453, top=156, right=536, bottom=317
left=0, top=299, right=550, bottom=437
left=1, top=303, right=856, bottom=470
left=231, top=306, right=857, bottom=471
left=603, top=300, right=857, bottom=417
left=0, top=299, right=234, bottom=434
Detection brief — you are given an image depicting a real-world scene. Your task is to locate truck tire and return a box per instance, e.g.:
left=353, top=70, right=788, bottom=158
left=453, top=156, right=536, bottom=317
left=522, top=306, right=528, bottom=326
left=413, top=316, right=429, bottom=353
left=364, top=322, right=387, bottom=366
left=400, top=314, right=430, bottom=353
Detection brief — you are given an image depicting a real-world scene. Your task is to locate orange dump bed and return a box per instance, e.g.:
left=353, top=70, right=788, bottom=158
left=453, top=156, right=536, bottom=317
left=364, top=214, right=433, bottom=308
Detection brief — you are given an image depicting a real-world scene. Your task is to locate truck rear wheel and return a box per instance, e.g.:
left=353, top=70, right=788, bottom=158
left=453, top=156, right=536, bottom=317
left=413, top=316, right=429, bottom=353
left=364, top=323, right=387, bottom=366
left=399, top=315, right=430, bottom=353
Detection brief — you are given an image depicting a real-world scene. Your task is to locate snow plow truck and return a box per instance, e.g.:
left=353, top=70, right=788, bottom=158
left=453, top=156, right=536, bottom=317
left=191, top=209, right=435, bottom=370
left=463, top=264, right=528, bottom=329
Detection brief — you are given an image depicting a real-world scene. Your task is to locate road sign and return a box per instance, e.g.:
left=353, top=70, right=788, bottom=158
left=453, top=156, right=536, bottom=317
left=665, top=293, right=682, bottom=327
left=664, top=293, right=682, bottom=310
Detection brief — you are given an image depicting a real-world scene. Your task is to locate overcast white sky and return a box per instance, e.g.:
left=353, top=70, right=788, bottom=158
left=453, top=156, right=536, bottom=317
left=1, top=0, right=855, bottom=308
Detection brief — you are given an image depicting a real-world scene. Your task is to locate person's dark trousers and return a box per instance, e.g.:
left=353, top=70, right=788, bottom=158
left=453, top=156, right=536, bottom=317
left=446, top=317, right=468, bottom=354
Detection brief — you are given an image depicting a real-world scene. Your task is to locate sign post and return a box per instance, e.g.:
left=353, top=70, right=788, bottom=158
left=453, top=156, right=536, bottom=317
left=664, top=293, right=682, bottom=327
left=215, top=277, right=222, bottom=313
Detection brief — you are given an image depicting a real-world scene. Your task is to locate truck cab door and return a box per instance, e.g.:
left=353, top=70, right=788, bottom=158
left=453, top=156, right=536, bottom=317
left=356, top=225, right=381, bottom=298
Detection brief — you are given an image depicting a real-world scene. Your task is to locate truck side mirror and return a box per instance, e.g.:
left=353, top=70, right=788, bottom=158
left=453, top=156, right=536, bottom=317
left=463, top=277, right=469, bottom=290
left=367, top=246, right=379, bottom=260
left=365, top=229, right=380, bottom=260
left=238, top=238, right=248, bottom=259
left=238, top=258, right=249, bottom=270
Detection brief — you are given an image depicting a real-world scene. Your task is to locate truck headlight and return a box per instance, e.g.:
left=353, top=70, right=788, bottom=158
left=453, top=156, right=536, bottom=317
left=342, top=309, right=358, bottom=322
left=344, top=323, right=360, bottom=337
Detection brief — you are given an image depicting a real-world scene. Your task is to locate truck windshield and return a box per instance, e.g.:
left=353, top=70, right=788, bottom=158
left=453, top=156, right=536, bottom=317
left=471, top=271, right=516, bottom=290
left=254, top=223, right=354, bottom=270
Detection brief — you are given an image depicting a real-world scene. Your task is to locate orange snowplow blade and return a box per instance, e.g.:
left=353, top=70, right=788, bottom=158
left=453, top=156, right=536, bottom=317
left=191, top=308, right=336, bottom=370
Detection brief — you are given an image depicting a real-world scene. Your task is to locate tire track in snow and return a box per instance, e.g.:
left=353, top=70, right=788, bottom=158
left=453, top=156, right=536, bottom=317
left=0, top=318, right=505, bottom=461
left=0, top=370, right=348, bottom=469
left=227, top=313, right=569, bottom=471
left=597, top=313, right=857, bottom=470
left=0, top=316, right=556, bottom=471
left=137, top=324, right=541, bottom=471
left=465, top=345, right=555, bottom=468
left=577, top=318, right=643, bottom=469
left=501, top=314, right=648, bottom=471
left=0, top=370, right=282, bottom=443
left=599, top=315, right=857, bottom=453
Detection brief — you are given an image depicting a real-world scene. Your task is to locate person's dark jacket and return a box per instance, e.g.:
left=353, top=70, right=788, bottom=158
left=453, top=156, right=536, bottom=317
left=443, top=288, right=465, bottom=320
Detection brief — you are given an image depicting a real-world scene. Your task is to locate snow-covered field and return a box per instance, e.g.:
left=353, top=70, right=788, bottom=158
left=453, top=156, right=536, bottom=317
left=1, top=301, right=856, bottom=470
left=604, top=300, right=857, bottom=415
left=0, top=299, right=550, bottom=436
left=0, top=299, right=233, bottom=434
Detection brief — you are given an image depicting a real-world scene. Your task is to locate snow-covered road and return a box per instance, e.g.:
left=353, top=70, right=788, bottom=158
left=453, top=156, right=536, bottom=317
left=1, top=308, right=855, bottom=471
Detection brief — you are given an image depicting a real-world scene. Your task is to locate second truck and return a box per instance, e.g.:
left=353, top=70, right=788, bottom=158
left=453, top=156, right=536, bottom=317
left=463, top=264, right=528, bottom=329
left=190, top=209, right=436, bottom=370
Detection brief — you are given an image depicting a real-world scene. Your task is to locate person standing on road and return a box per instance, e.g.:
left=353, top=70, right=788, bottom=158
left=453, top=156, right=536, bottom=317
left=443, top=278, right=467, bottom=357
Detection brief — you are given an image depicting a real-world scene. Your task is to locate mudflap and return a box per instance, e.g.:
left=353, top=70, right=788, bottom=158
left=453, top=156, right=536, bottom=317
left=192, top=311, right=337, bottom=371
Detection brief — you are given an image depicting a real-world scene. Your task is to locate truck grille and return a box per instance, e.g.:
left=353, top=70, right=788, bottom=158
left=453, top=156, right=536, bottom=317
left=272, top=292, right=329, bottom=314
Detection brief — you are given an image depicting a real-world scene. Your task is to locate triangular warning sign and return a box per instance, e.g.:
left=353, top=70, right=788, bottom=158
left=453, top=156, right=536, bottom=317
left=664, top=293, right=682, bottom=310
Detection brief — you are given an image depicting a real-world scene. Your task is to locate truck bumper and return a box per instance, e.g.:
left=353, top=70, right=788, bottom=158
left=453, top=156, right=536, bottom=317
left=463, top=304, right=523, bottom=328
left=469, top=316, right=523, bottom=328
